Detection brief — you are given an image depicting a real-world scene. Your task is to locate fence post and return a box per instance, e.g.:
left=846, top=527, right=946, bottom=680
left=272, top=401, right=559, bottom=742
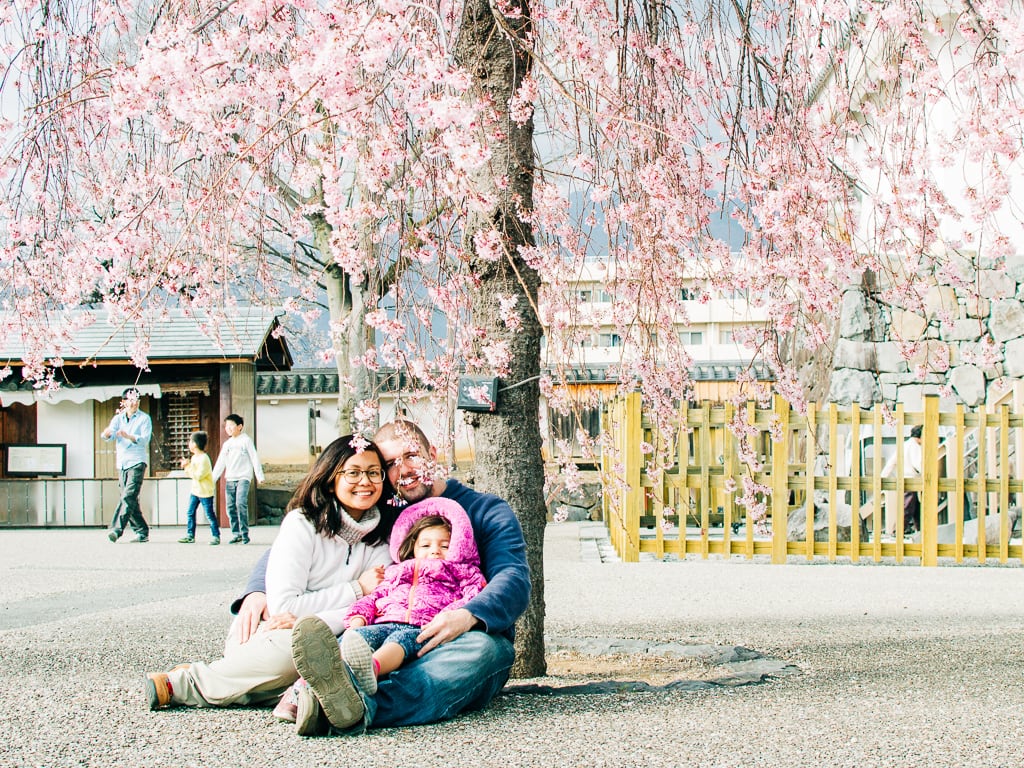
left=921, top=395, right=940, bottom=566
left=622, top=391, right=643, bottom=562
left=771, top=395, right=790, bottom=564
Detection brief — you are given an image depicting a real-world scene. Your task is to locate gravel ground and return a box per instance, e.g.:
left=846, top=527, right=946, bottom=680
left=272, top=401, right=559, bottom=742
left=2, top=523, right=1023, bottom=768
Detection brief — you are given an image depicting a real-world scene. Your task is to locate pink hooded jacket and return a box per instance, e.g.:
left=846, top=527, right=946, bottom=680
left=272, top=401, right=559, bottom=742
left=344, top=497, right=488, bottom=628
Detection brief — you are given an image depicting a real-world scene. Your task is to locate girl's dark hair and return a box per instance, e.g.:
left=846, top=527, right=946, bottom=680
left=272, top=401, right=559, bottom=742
left=286, top=435, right=397, bottom=544
left=397, top=515, right=452, bottom=561
left=190, top=431, right=208, bottom=451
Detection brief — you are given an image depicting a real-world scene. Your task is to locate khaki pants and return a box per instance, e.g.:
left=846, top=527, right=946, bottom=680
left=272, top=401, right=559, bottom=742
left=168, top=619, right=297, bottom=708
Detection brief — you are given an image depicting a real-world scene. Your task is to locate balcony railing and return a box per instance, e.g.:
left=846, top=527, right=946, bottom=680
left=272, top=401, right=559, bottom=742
left=0, top=477, right=193, bottom=527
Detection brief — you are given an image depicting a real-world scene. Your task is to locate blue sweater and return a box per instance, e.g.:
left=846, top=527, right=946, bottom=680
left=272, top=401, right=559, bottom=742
left=232, top=479, right=531, bottom=638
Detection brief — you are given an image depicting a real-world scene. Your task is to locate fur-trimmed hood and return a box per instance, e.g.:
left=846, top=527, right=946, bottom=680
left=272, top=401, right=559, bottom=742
left=388, top=496, right=479, bottom=566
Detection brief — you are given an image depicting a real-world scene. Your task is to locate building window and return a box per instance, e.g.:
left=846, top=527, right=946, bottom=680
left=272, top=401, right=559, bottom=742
left=679, top=331, right=704, bottom=345
left=721, top=288, right=749, bottom=301
left=680, top=286, right=703, bottom=301
left=720, top=329, right=736, bottom=344
left=596, top=333, right=622, bottom=348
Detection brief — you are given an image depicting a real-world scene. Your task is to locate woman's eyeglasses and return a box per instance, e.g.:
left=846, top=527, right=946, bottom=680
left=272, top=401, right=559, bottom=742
left=339, top=468, right=384, bottom=482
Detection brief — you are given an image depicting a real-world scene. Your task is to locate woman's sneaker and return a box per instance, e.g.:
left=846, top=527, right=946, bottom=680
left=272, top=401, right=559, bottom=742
left=293, top=680, right=330, bottom=736
left=272, top=683, right=299, bottom=723
left=177, top=535, right=194, bottom=543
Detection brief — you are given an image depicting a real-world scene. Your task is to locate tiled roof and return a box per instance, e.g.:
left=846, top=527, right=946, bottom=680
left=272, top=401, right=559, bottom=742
left=549, top=362, right=773, bottom=384
left=1, top=307, right=287, bottom=363
left=256, top=361, right=773, bottom=396
left=258, top=369, right=340, bottom=396
left=691, top=361, right=774, bottom=381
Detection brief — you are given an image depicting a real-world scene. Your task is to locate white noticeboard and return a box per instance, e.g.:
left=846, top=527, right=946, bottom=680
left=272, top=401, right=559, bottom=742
left=4, top=444, right=67, bottom=476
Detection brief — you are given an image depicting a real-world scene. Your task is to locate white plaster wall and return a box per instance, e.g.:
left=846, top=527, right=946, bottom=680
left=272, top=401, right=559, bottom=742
left=37, top=400, right=96, bottom=478
left=256, top=394, right=477, bottom=467
left=256, top=398, right=323, bottom=466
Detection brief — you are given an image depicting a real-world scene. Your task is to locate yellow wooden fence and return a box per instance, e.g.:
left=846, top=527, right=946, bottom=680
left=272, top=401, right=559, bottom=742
left=602, top=390, right=1024, bottom=564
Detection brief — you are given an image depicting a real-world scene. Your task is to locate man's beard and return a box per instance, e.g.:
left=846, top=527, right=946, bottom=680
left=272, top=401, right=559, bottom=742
left=396, top=472, right=432, bottom=504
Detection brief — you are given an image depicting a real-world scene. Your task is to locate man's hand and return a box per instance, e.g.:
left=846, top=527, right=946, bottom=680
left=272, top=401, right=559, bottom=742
left=264, top=612, right=297, bottom=631
left=357, top=565, right=386, bottom=596
left=237, top=592, right=269, bottom=644
left=416, top=608, right=478, bottom=656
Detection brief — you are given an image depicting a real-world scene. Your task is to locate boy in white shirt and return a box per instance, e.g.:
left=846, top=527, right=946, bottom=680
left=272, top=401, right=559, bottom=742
left=211, top=414, right=264, bottom=544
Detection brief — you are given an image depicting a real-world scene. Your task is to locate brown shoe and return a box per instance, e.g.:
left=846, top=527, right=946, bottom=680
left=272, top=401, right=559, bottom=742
left=145, top=672, right=172, bottom=710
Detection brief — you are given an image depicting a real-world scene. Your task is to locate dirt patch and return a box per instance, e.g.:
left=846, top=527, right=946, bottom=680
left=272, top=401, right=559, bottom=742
left=544, top=650, right=725, bottom=686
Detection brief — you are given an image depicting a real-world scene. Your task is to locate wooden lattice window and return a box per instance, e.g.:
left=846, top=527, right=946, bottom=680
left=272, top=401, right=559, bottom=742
left=158, top=392, right=201, bottom=472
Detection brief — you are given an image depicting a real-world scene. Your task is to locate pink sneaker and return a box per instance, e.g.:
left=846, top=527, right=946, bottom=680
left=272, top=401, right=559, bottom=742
left=272, top=682, right=300, bottom=723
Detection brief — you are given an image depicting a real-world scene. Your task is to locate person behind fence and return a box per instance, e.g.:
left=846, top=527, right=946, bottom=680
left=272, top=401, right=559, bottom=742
left=211, top=413, right=264, bottom=544
left=882, top=424, right=923, bottom=536
left=233, top=419, right=530, bottom=737
left=102, top=387, right=152, bottom=544
left=288, top=497, right=487, bottom=733
left=143, top=435, right=396, bottom=711
left=178, top=431, right=219, bottom=545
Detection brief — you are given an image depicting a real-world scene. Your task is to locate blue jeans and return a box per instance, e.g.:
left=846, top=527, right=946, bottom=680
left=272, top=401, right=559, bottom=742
left=109, top=463, right=149, bottom=538
left=185, top=495, right=219, bottom=539
left=225, top=479, right=250, bottom=539
left=352, top=622, right=424, bottom=662
left=335, top=631, right=515, bottom=734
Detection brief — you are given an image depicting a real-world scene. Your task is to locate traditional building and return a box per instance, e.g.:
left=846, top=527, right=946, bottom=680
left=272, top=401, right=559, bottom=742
left=0, top=308, right=291, bottom=525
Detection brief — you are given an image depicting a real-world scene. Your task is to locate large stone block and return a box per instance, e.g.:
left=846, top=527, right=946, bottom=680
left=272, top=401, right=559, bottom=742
left=875, top=342, right=907, bottom=373
left=896, top=385, right=956, bottom=412
left=990, top=299, right=1024, bottom=342
left=957, top=340, right=1003, bottom=367
left=840, top=289, right=873, bottom=339
left=787, top=495, right=853, bottom=543
left=949, top=364, right=986, bottom=406
left=828, top=369, right=880, bottom=408
left=944, top=251, right=977, bottom=283
left=833, top=339, right=875, bottom=369
left=925, top=285, right=958, bottom=320
left=961, top=294, right=990, bottom=318
left=1005, top=252, right=1024, bottom=284
left=1004, top=338, right=1024, bottom=378
left=889, top=308, right=928, bottom=341
left=909, top=340, right=950, bottom=372
left=978, top=269, right=1016, bottom=299
left=940, top=319, right=983, bottom=342
left=879, top=372, right=945, bottom=386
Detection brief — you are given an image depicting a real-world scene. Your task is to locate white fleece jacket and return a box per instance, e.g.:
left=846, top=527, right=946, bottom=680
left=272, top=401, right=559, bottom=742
left=266, top=509, right=393, bottom=634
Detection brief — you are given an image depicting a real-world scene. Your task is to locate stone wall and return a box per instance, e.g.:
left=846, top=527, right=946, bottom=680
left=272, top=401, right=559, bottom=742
left=828, top=253, right=1024, bottom=409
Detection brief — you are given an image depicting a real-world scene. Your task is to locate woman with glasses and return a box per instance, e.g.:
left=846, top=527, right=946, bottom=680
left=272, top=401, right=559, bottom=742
left=144, top=435, right=397, bottom=713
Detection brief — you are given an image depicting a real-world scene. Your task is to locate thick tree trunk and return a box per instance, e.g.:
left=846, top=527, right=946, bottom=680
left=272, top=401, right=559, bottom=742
left=311, top=214, right=371, bottom=436
left=454, top=0, right=546, bottom=678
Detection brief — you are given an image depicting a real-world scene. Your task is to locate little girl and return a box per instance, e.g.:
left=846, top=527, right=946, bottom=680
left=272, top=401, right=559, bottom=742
left=337, top=496, right=487, bottom=694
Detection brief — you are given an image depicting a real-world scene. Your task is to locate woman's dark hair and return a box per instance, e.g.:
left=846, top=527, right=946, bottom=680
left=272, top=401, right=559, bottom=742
left=286, top=435, right=397, bottom=544
left=190, top=431, right=208, bottom=451
left=397, top=515, right=452, bottom=561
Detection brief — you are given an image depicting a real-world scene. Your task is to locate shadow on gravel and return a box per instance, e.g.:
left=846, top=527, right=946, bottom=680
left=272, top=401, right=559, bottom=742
left=503, top=637, right=802, bottom=696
